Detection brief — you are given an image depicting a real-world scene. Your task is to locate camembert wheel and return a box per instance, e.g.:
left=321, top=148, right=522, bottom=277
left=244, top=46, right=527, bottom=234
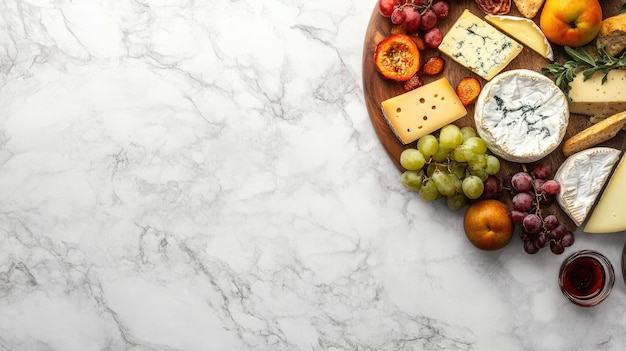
left=474, top=69, right=569, bottom=163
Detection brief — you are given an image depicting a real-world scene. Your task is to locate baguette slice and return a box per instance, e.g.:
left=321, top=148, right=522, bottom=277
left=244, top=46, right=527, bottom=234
left=562, top=110, right=626, bottom=157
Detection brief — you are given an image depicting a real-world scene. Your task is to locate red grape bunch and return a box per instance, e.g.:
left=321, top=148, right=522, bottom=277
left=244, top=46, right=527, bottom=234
left=506, top=163, right=574, bottom=255
left=378, top=0, right=451, bottom=48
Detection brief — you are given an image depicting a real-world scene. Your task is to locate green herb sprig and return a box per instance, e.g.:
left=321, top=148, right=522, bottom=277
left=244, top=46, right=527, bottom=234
left=541, top=44, right=626, bottom=101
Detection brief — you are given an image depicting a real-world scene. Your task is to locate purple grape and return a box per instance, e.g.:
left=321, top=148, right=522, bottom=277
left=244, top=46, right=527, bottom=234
left=402, top=6, right=421, bottom=32
left=378, top=0, right=399, bottom=17
left=523, top=214, right=542, bottom=234
left=531, top=163, right=551, bottom=180
left=512, top=192, right=533, bottom=212
left=544, top=214, right=559, bottom=230
left=542, top=179, right=561, bottom=195
left=511, top=210, right=528, bottom=224
left=481, top=175, right=500, bottom=199
left=550, top=241, right=565, bottom=255
left=431, top=0, right=451, bottom=19
left=534, top=234, right=548, bottom=249
left=423, top=27, right=443, bottom=48
left=551, top=223, right=567, bottom=239
left=511, top=172, right=533, bottom=192
left=561, top=232, right=575, bottom=247
left=390, top=7, right=405, bottom=25
left=418, top=9, right=437, bottom=31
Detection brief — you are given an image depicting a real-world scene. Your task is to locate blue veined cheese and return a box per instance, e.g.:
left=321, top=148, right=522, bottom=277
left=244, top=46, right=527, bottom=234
left=439, top=9, right=523, bottom=81
left=554, top=147, right=621, bottom=227
left=474, top=69, right=569, bottom=163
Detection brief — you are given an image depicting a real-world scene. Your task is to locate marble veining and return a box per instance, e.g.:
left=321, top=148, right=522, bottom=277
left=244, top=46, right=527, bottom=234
left=1, top=0, right=626, bottom=350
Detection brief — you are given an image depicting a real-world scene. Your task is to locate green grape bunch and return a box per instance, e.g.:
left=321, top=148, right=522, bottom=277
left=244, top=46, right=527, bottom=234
left=399, top=124, right=502, bottom=210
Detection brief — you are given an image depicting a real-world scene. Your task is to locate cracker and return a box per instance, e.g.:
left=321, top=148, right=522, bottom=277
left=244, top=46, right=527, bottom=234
left=513, top=0, right=545, bottom=19
left=562, top=110, right=626, bottom=157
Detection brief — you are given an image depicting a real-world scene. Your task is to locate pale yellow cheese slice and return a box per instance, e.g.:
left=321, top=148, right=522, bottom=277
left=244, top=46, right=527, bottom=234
left=381, top=78, right=467, bottom=144
left=484, top=14, right=553, bottom=61
left=569, top=69, right=626, bottom=117
left=584, top=152, right=626, bottom=233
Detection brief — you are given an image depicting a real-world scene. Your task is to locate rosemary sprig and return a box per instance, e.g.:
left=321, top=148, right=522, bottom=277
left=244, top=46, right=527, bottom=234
left=541, top=44, right=626, bottom=101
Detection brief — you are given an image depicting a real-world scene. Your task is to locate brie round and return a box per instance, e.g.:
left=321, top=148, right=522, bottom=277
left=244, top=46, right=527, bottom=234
left=554, top=147, right=621, bottom=227
left=474, top=69, right=569, bottom=163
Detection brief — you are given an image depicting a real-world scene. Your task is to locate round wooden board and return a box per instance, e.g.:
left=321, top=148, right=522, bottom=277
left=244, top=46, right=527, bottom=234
left=362, top=0, right=626, bottom=231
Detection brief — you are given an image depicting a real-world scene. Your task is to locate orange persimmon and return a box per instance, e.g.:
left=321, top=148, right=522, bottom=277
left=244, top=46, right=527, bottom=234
left=456, top=77, right=482, bottom=106
left=374, top=34, right=421, bottom=82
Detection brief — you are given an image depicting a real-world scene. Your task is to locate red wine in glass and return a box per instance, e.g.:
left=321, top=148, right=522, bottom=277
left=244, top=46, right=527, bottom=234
left=561, top=256, right=605, bottom=299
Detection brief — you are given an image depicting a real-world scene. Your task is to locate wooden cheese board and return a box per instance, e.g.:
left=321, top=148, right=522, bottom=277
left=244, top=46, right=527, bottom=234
left=362, top=0, right=626, bottom=231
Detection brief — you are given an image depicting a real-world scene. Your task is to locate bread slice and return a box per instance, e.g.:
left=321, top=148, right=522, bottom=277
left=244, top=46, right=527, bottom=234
left=590, top=114, right=626, bottom=131
left=598, top=13, right=626, bottom=57
left=562, top=110, right=626, bottom=157
left=513, top=0, right=545, bottom=19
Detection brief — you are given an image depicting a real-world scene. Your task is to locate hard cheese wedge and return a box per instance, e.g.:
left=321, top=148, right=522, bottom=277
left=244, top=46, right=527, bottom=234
left=381, top=77, right=467, bottom=145
left=584, top=152, right=626, bottom=233
left=484, top=14, right=553, bottom=61
left=439, top=9, right=523, bottom=81
left=569, top=69, right=626, bottom=117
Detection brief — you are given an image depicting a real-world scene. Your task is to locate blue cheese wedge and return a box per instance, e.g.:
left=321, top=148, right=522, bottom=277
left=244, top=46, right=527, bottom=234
left=439, top=9, right=523, bottom=81
left=474, top=69, right=569, bottom=163
left=554, top=147, right=621, bottom=227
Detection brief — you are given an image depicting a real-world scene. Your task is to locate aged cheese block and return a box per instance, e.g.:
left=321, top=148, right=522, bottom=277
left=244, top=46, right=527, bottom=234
left=380, top=77, right=467, bottom=144
left=439, top=9, right=523, bottom=81
left=584, top=152, right=626, bottom=234
left=474, top=69, right=569, bottom=163
left=554, top=147, right=621, bottom=227
left=569, top=69, right=626, bottom=117
left=484, top=14, right=553, bottom=60
left=598, top=13, right=626, bottom=57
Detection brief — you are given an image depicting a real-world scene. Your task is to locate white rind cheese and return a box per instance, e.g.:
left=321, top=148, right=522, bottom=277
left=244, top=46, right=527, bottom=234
left=439, top=9, right=523, bottom=81
left=474, top=69, right=569, bottom=163
left=554, top=147, right=621, bottom=227
left=584, top=151, right=626, bottom=234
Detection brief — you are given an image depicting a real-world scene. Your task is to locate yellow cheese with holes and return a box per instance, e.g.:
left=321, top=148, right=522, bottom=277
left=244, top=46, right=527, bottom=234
left=584, top=152, right=626, bottom=233
left=381, top=78, right=467, bottom=144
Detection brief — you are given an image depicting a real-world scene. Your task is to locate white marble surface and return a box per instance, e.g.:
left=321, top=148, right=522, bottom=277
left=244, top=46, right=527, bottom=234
left=1, top=0, right=626, bottom=350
